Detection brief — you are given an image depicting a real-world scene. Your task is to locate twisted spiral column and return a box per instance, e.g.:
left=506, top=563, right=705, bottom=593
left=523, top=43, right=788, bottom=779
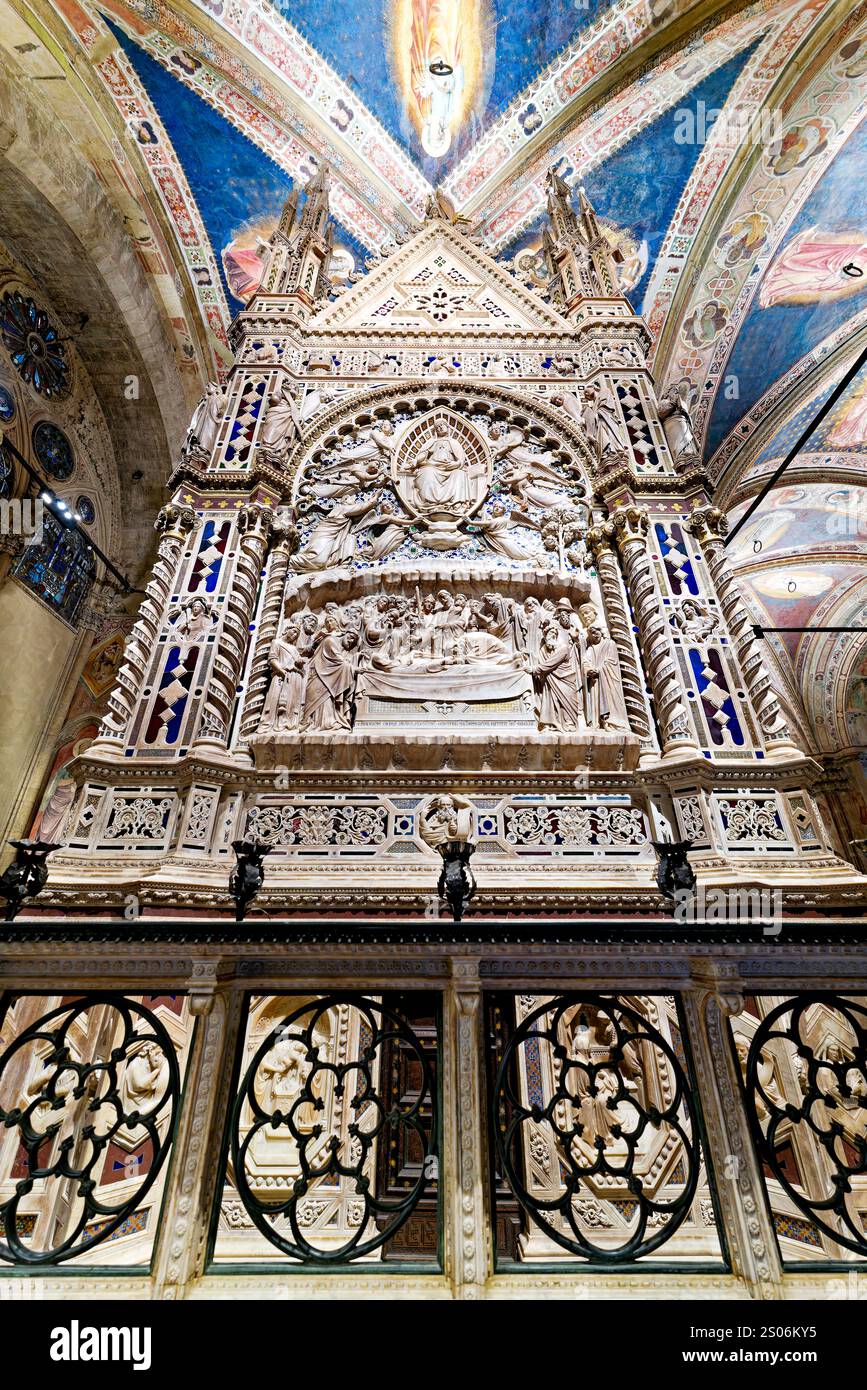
left=611, top=505, right=698, bottom=756
left=91, top=504, right=198, bottom=752
left=193, top=502, right=273, bottom=753
left=688, top=507, right=799, bottom=757
left=237, top=524, right=298, bottom=746
left=586, top=521, right=653, bottom=743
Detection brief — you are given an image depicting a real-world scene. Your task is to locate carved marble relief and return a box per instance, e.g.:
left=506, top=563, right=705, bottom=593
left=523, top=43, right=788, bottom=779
left=291, top=400, right=588, bottom=574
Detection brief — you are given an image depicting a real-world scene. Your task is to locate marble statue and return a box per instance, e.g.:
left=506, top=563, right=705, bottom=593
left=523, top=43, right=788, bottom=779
left=402, top=421, right=473, bottom=512
left=471, top=501, right=541, bottom=561
left=261, top=621, right=306, bottom=731
left=120, top=1040, right=169, bottom=1116
left=584, top=626, right=629, bottom=730
left=533, top=625, right=585, bottom=731
left=659, top=380, right=700, bottom=460
left=171, top=596, right=217, bottom=644
left=291, top=496, right=379, bottom=572
left=260, top=381, right=302, bottom=456
left=302, top=628, right=359, bottom=730
left=489, top=424, right=571, bottom=507
left=186, top=382, right=226, bottom=456
left=582, top=383, right=628, bottom=459
left=672, top=597, right=716, bottom=643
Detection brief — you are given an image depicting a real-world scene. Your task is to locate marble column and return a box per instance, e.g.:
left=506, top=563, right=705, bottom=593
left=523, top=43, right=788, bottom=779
left=611, top=505, right=699, bottom=756
left=587, top=520, right=653, bottom=744
left=237, top=524, right=298, bottom=748
left=152, top=979, right=244, bottom=1298
left=90, top=504, right=197, bottom=753
left=682, top=963, right=783, bottom=1299
left=688, top=507, right=800, bottom=757
left=442, top=958, right=492, bottom=1299
left=194, top=502, right=273, bottom=752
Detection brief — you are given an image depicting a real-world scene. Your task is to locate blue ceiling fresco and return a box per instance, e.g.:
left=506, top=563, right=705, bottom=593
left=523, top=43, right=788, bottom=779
left=108, top=18, right=366, bottom=309
left=706, top=118, right=867, bottom=458
left=504, top=46, right=759, bottom=317
left=750, top=357, right=867, bottom=469
left=273, top=0, right=617, bottom=175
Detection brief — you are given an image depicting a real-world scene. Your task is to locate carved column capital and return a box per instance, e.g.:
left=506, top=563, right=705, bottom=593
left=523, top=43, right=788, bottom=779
left=156, top=504, right=197, bottom=545
left=687, top=506, right=727, bottom=548
left=610, top=504, right=649, bottom=548
left=586, top=520, right=615, bottom=559
left=237, top=502, right=274, bottom=545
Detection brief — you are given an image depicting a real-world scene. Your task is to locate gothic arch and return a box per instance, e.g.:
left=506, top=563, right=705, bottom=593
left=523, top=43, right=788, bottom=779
left=290, top=380, right=598, bottom=493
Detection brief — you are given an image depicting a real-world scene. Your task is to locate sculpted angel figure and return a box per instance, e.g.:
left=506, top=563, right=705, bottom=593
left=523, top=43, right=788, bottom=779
left=470, top=500, right=541, bottom=561
left=360, top=504, right=416, bottom=560
left=340, top=418, right=397, bottom=464
left=290, top=495, right=380, bottom=573
left=488, top=424, right=571, bottom=508
left=671, top=597, right=716, bottom=643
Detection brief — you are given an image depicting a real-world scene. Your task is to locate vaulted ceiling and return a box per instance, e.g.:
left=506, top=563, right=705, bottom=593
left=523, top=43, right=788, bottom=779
left=0, top=0, right=864, bottom=748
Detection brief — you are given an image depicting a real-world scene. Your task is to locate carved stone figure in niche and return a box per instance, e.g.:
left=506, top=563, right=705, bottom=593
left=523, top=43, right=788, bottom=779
left=659, top=380, right=700, bottom=460
left=185, top=381, right=226, bottom=456
left=401, top=420, right=474, bottom=512
left=260, top=380, right=302, bottom=457
left=426, top=355, right=458, bottom=376
left=253, top=341, right=279, bottom=364
left=302, top=628, right=359, bottom=730
left=469, top=500, right=541, bottom=561
left=584, top=626, right=629, bottom=731
left=418, top=792, right=475, bottom=850
left=261, top=621, right=306, bottom=731
left=120, top=1040, right=169, bottom=1117
left=290, top=495, right=379, bottom=572
left=393, top=411, right=490, bottom=525
left=583, top=382, right=628, bottom=459
left=366, top=352, right=398, bottom=376
left=305, top=459, right=391, bottom=503
left=672, top=597, right=716, bottom=643
left=170, top=595, right=217, bottom=644
left=567, top=1013, right=621, bottom=1153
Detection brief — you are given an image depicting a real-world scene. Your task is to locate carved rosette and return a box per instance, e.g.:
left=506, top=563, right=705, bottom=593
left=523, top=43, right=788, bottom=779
left=91, top=504, right=198, bottom=751
left=611, top=506, right=697, bottom=754
left=687, top=508, right=798, bottom=755
left=587, top=522, right=652, bottom=742
left=194, top=503, right=274, bottom=752
left=238, top=525, right=299, bottom=745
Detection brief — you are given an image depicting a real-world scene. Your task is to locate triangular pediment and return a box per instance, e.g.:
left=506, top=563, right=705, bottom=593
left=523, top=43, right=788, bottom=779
left=311, top=222, right=570, bottom=336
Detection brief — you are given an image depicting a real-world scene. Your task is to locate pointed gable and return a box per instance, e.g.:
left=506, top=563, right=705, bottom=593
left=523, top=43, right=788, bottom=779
left=311, top=222, right=570, bottom=336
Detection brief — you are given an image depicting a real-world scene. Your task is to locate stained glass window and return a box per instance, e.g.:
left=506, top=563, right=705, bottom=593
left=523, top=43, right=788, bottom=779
left=0, top=291, right=70, bottom=399
left=12, top=509, right=95, bottom=624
